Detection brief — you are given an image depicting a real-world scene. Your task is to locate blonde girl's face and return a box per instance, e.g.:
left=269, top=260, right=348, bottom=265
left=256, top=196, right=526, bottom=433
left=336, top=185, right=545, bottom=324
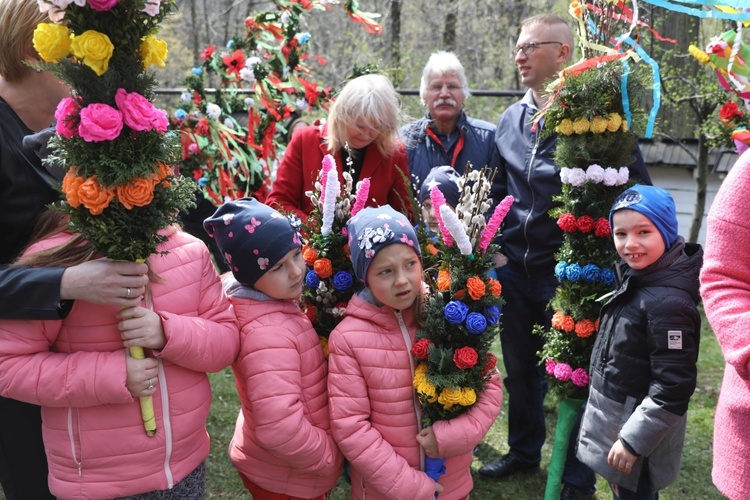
left=612, top=209, right=666, bottom=270
left=253, top=247, right=306, bottom=300
left=345, top=120, right=381, bottom=149
left=366, top=243, right=422, bottom=310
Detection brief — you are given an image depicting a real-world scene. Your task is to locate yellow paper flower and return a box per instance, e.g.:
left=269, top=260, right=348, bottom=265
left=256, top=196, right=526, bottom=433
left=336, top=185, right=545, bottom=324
left=556, top=118, right=574, bottom=136
left=438, top=386, right=462, bottom=410
left=140, top=35, right=168, bottom=68
left=416, top=380, right=437, bottom=400
left=33, top=23, right=71, bottom=63
left=689, top=44, right=711, bottom=65
left=572, top=117, right=590, bottom=134
left=71, top=30, right=114, bottom=76
left=621, top=118, right=629, bottom=132
left=607, top=113, right=622, bottom=132
left=590, top=116, right=608, bottom=134
left=458, top=387, right=477, bottom=406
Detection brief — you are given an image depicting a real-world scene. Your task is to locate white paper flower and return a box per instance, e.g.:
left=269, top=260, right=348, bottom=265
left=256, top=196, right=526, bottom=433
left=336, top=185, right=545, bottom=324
left=567, top=168, right=586, bottom=187
left=206, top=103, right=221, bottom=120
left=585, top=164, right=604, bottom=183
left=602, top=167, right=619, bottom=186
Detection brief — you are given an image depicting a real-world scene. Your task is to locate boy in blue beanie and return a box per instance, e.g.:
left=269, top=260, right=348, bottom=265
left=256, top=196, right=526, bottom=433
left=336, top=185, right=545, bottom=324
left=576, top=185, right=702, bottom=499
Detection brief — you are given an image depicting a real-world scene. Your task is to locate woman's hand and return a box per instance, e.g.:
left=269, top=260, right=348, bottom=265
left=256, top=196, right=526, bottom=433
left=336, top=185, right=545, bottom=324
left=61, top=259, right=148, bottom=308
left=117, top=306, right=167, bottom=350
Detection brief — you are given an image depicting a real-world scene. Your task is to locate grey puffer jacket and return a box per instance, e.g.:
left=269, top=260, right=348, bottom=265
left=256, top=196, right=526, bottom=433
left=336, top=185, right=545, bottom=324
left=576, top=237, right=702, bottom=492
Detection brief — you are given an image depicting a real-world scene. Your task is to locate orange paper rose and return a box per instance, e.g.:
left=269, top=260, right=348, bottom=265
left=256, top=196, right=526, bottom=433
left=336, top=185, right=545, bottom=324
left=303, top=245, right=319, bottom=266
left=117, top=177, right=156, bottom=209
left=437, top=269, right=451, bottom=291
left=153, top=162, right=172, bottom=187
left=466, top=276, right=486, bottom=300
left=79, top=175, right=115, bottom=215
left=559, top=314, right=575, bottom=333
left=575, top=318, right=597, bottom=338
left=489, top=278, right=502, bottom=297
left=313, top=257, right=333, bottom=279
left=62, top=169, right=85, bottom=208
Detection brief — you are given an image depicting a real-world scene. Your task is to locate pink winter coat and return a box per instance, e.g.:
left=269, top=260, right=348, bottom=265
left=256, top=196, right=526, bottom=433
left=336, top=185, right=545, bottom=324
left=226, top=282, right=343, bottom=496
left=328, top=291, right=503, bottom=500
left=0, top=227, right=239, bottom=499
left=700, top=150, right=750, bottom=500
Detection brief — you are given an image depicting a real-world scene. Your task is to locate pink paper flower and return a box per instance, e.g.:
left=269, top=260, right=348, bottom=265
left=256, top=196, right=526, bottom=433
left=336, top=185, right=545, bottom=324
left=351, top=177, right=370, bottom=217
left=87, top=0, right=119, bottom=11
left=553, top=362, right=572, bottom=382
left=430, top=185, right=452, bottom=247
left=54, top=96, right=81, bottom=139
left=545, top=358, right=556, bottom=376
left=571, top=368, right=590, bottom=387
left=115, top=88, right=167, bottom=132
left=78, top=103, right=123, bottom=142
left=320, top=154, right=335, bottom=204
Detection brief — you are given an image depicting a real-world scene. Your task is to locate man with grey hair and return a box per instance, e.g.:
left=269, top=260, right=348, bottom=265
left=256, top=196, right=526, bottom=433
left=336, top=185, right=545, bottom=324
left=400, top=51, right=498, bottom=192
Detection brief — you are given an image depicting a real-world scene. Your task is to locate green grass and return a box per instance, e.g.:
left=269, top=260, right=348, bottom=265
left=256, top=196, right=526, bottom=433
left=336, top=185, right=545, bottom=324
left=205, top=309, right=724, bottom=499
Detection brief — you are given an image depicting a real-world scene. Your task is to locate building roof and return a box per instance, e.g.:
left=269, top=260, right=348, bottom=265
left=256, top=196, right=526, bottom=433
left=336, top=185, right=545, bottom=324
left=638, top=140, right=738, bottom=173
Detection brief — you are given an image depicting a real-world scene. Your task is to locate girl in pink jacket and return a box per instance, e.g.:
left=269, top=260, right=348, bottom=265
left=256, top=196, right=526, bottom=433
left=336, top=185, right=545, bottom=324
left=203, top=198, right=343, bottom=500
left=328, top=205, right=503, bottom=500
left=0, top=210, right=239, bottom=499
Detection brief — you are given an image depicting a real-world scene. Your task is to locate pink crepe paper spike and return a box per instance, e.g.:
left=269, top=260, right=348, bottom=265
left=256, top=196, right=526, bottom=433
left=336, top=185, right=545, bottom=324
left=320, top=154, right=336, bottom=205
left=479, top=195, right=515, bottom=252
left=351, top=178, right=371, bottom=217
left=430, top=185, right=453, bottom=247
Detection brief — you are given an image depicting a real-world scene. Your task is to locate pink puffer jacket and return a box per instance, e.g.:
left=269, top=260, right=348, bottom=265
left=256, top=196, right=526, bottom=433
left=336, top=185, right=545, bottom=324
left=227, top=284, right=343, bottom=496
left=0, top=227, right=239, bottom=499
left=328, top=291, right=503, bottom=500
left=700, top=150, right=750, bottom=500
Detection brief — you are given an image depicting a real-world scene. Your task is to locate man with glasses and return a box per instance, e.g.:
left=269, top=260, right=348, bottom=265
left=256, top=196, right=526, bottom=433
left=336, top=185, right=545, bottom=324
left=400, top=51, right=499, bottom=192
left=478, top=14, right=651, bottom=500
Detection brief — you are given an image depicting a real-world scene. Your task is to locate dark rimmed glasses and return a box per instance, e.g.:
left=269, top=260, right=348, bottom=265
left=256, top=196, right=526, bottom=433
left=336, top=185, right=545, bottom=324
left=513, top=41, right=562, bottom=56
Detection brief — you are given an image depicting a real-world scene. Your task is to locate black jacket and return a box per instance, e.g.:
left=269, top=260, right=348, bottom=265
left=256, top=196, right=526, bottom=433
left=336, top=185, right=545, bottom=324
left=577, top=238, right=702, bottom=491
left=0, top=97, right=66, bottom=319
left=493, top=90, right=652, bottom=277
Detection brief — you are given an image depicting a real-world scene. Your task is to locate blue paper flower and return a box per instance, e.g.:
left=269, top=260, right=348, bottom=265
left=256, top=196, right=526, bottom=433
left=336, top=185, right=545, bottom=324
left=174, top=108, right=187, bottom=120
left=484, top=305, right=500, bottom=325
left=191, top=66, right=203, bottom=76
left=601, top=268, right=616, bottom=286
left=298, top=32, right=311, bottom=45
left=197, top=177, right=208, bottom=187
left=444, top=300, right=469, bottom=324
left=565, top=263, right=582, bottom=282
left=555, top=261, right=567, bottom=281
left=305, top=270, right=319, bottom=289
left=466, top=312, right=487, bottom=335
left=581, top=264, right=601, bottom=283
left=332, top=270, right=354, bottom=291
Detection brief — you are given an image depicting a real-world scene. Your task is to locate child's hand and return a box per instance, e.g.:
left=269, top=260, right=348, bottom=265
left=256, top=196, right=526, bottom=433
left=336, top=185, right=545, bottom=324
left=125, top=351, right=159, bottom=398
left=608, top=439, right=637, bottom=474
left=434, top=482, right=444, bottom=495
left=416, top=426, right=440, bottom=458
left=117, top=306, right=167, bottom=350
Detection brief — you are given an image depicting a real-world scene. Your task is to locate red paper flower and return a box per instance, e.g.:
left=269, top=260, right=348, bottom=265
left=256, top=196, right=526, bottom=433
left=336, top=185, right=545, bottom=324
left=199, top=44, right=215, bottom=60
left=453, top=346, right=478, bottom=370
left=576, top=215, right=595, bottom=233
left=222, top=49, right=246, bottom=79
left=720, top=101, right=744, bottom=121
left=411, top=338, right=433, bottom=360
left=557, top=213, right=577, bottom=232
left=594, top=217, right=611, bottom=238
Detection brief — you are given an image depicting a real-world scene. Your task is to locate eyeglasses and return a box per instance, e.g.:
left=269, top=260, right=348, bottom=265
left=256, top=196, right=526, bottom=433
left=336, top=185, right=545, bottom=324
left=427, top=83, right=462, bottom=93
left=513, top=41, right=562, bottom=56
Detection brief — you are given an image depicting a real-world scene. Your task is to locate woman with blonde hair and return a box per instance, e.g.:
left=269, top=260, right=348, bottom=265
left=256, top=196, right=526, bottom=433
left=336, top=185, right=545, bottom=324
left=267, top=73, right=413, bottom=220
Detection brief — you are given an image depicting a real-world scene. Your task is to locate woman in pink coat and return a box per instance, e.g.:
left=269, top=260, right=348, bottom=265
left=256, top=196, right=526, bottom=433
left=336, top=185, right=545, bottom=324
left=204, top=198, right=342, bottom=499
left=700, top=150, right=750, bottom=500
left=0, top=211, right=239, bottom=499
left=328, top=206, right=503, bottom=500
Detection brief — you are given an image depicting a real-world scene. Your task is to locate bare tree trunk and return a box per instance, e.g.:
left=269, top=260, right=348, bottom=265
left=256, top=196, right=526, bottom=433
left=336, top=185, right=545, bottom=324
left=190, top=0, right=200, bottom=65
left=690, top=134, right=709, bottom=243
left=443, top=0, right=457, bottom=52
left=390, top=0, right=401, bottom=84
left=222, top=0, right=234, bottom=48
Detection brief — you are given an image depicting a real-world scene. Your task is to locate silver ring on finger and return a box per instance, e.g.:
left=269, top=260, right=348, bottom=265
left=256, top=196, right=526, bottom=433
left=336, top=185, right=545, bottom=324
left=147, top=378, right=154, bottom=390
left=127, top=288, right=131, bottom=298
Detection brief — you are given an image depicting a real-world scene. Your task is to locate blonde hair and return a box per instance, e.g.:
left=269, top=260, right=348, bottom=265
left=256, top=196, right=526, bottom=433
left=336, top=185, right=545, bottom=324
left=0, top=0, right=48, bottom=81
left=520, top=14, right=575, bottom=62
left=326, top=74, right=402, bottom=157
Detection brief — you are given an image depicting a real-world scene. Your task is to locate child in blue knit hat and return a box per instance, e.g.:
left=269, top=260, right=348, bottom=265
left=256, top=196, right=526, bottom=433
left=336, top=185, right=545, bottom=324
left=327, top=204, right=503, bottom=499
left=577, top=185, right=702, bottom=499
left=419, top=166, right=461, bottom=235
left=203, top=198, right=342, bottom=499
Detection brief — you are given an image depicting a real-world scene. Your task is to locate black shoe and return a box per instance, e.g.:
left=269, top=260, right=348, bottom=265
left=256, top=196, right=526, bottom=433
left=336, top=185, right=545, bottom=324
left=560, top=483, right=595, bottom=500
left=478, top=453, right=540, bottom=479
